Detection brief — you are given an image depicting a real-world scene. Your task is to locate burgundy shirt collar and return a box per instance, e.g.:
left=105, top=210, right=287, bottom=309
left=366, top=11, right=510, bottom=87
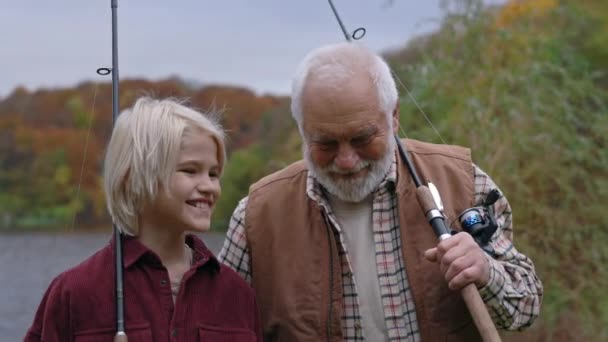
left=111, top=233, right=221, bottom=272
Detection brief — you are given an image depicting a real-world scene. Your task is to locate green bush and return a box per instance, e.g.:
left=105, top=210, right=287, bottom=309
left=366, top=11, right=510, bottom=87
left=392, top=0, right=607, bottom=339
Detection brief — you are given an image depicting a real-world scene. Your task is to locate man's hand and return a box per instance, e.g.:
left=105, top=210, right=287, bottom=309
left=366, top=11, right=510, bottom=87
left=424, top=232, right=490, bottom=290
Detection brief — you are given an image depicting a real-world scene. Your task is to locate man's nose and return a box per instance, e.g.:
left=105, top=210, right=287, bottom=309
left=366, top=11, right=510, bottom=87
left=334, top=144, right=359, bottom=170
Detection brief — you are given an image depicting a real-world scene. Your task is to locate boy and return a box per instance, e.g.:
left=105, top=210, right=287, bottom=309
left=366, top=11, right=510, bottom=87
left=25, top=97, right=261, bottom=341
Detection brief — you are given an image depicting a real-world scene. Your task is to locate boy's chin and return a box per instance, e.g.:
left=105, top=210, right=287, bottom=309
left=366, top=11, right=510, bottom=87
left=189, top=221, right=211, bottom=233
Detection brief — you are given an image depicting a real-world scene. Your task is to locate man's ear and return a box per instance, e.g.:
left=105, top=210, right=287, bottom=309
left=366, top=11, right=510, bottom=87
left=392, top=102, right=400, bottom=134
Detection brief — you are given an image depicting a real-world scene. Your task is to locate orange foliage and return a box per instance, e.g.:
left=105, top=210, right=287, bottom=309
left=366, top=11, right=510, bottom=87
left=0, top=77, right=288, bottom=227
left=13, top=126, right=102, bottom=190
left=495, top=0, right=557, bottom=28
left=190, top=86, right=282, bottom=149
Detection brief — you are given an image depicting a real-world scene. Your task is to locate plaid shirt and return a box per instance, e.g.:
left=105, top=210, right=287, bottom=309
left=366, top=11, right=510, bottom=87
left=218, top=155, right=543, bottom=341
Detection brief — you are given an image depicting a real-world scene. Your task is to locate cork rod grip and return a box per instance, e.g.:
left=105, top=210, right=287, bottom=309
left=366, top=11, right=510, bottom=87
left=415, top=186, right=437, bottom=214
left=415, top=186, right=450, bottom=237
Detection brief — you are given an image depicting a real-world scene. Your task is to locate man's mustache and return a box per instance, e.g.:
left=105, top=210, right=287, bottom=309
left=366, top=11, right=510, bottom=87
left=322, top=160, right=371, bottom=175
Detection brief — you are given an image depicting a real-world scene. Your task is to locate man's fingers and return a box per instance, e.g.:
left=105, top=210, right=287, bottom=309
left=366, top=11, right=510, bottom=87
left=424, top=248, right=438, bottom=262
left=439, top=245, right=467, bottom=275
left=444, top=254, right=475, bottom=284
left=448, top=266, right=481, bottom=290
left=436, top=235, right=460, bottom=255
left=430, top=233, right=491, bottom=290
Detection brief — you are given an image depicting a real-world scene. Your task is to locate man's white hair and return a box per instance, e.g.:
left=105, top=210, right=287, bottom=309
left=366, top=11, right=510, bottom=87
left=103, top=96, right=226, bottom=236
left=290, top=42, right=398, bottom=131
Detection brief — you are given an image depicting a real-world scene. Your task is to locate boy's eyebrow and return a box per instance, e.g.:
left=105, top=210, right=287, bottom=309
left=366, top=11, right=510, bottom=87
left=177, top=160, right=220, bottom=168
left=177, top=159, right=199, bottom=165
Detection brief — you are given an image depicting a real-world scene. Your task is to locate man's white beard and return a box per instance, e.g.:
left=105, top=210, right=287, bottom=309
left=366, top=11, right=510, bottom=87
left=304, top=138, right=394, bottom=203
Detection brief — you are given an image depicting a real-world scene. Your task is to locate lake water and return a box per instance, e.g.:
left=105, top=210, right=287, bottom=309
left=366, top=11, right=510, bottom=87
left=0, top=231, right=226, bottom=342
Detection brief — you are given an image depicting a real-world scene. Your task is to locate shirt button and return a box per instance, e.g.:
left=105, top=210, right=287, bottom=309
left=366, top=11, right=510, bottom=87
left=160, top=279, right=167, bottom=286
left=354, top=322, right=362, bottom=330
left=172, top=328, right=178, bottom=336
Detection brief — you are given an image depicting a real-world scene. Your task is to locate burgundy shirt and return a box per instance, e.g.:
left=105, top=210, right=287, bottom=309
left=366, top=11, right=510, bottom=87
left=24, top=234, right=261, bottom=342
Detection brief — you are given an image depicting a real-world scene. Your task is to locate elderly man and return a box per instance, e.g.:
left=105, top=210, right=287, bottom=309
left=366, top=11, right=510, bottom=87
left=218, top=42, right=542, bottom=341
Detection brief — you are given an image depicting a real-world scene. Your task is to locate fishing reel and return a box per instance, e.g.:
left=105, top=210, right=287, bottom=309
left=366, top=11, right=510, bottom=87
left=457, top=189, right=501, bottom=247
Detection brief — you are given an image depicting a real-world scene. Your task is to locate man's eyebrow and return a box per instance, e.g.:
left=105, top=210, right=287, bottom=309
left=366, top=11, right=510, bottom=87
left=308, top=125, right=378, bottom=141
left=306, top=130, right=332, bottom=141
left=308, top=133, right=333, bottom=142
left=353, top=126, right=378, bottom=137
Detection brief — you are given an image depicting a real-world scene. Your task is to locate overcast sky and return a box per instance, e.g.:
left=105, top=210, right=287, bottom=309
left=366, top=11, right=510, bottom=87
left=0, top=0, right=503, bottom=98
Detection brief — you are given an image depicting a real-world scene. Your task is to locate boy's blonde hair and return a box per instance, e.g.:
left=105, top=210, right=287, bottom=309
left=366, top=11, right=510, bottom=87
left=103, top=97, right=226, bottom=235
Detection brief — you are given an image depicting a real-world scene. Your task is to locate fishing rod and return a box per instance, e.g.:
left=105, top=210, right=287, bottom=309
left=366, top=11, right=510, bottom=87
left=326, top=1, right=501, bottom=341
left=96, top=0, right=127, bottom=341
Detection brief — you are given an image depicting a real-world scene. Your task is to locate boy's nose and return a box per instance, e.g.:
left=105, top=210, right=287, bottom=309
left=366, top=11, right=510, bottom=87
left=196, top=177, right=220, bottom=198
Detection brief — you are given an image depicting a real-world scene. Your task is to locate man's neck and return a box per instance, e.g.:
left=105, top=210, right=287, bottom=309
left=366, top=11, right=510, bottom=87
left=326, top=191, right=373, bottom=211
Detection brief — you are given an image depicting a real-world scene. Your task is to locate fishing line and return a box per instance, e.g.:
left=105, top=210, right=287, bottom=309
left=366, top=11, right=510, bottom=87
left=69, top=82, right=100, bottom=232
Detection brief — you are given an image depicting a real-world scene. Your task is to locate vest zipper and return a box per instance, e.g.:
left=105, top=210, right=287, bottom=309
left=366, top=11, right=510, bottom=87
left=323, top=212, right=334, bottom=341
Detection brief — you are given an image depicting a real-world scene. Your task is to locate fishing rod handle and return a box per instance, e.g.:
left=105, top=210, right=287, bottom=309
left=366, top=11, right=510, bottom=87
left=415, top=186, right=502, bottom=342
left=461, top=283, right=502, bottom=342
